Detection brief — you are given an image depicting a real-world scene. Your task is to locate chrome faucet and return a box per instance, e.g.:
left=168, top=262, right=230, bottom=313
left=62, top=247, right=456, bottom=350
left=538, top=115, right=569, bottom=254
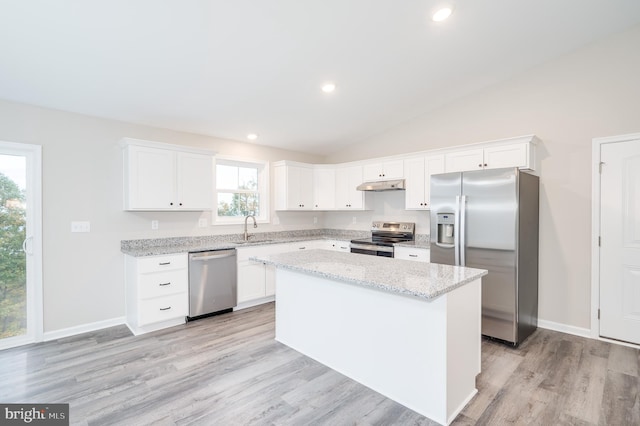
left=244, top=214, right=257, bottom=241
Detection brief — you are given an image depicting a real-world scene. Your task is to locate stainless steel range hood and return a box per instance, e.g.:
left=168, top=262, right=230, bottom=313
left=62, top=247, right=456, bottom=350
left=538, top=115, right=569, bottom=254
left=356, top=179, right=406, bottom=191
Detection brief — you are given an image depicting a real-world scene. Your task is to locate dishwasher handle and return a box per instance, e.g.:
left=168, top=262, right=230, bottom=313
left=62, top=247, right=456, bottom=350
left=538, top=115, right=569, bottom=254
left=189, top=250, right=236, bottom=261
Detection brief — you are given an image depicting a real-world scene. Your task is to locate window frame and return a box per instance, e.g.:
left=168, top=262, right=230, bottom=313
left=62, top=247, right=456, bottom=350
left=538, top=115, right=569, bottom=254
left=214, top=156, right=270, bottom=225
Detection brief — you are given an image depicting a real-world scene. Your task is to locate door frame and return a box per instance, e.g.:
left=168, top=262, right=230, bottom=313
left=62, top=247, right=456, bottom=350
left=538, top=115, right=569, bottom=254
left=591, top=132, right=640, bottom=346
left=0, top=140, right=43, bottom=349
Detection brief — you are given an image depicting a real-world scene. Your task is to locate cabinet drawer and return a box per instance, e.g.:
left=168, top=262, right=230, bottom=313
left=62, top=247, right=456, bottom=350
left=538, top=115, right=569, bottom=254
left=137, top=254, right=188, bottom=273
left=394, top=247, right=430, bottom=262
left=138, top=293, right=188, bottom=325
left=139, top=269, right=188, bottom=299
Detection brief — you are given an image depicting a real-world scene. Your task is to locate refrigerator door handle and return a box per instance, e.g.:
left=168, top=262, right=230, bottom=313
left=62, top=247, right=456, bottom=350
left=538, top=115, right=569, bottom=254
left=454, top=195, right=461, bottom=266
left=460, top=195, right=467, bottom=266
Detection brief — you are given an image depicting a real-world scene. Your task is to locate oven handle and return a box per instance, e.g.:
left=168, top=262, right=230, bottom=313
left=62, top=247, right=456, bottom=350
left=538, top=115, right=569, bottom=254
left=349, top=243, right=394, bottom=253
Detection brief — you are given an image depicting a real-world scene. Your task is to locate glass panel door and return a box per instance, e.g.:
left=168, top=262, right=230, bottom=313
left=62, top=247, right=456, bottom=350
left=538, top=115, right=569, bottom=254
left=0, top=142, right=42, bottom=349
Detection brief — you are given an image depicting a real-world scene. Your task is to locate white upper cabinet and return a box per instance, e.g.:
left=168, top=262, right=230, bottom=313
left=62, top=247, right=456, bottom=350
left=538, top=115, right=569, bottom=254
left=274, top=162, right=314, bottom=210
left=444, top=148, right=485, bottom=173
left=362, top=159, right=404, bottom=181
left=335, top=165, right=371, bottom=210
left=123, top=139, right=214, bottom=211
left=445, top=141, right=535, bottom=173
left=313, top=167, right=336, bottom=210
left=404, top=154, right=445, bottom=210
left=176, top=152, right=215, bottom=210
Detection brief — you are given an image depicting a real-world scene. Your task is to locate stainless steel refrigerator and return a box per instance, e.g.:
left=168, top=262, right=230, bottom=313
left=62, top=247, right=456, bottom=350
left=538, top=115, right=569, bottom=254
left=430, top=168, right=539, bottom=345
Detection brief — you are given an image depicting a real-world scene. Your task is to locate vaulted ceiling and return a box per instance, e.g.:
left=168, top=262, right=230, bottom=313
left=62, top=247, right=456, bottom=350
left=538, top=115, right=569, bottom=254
left=2, top=1, right=640, bottom=155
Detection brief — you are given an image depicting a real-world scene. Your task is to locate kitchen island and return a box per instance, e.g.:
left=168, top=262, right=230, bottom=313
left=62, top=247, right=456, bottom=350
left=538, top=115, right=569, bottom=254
left=252, top=249, right=487, bottom=426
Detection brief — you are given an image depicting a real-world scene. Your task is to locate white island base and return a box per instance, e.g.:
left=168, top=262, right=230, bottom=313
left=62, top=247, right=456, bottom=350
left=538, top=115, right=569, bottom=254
left=275, top=268, right=481, bottom=426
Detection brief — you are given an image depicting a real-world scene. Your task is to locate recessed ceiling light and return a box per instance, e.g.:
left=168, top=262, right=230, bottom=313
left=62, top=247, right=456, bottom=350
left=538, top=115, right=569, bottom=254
left=321, top=82, right=336, bottom=93
left=432, top=7, right=453, bottom=22
left=247, top=133, right=258, bottom=141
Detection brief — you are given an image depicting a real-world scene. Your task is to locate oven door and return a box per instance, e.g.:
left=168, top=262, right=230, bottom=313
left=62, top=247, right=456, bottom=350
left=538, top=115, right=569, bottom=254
left=350, top=242, right=394, bottom=257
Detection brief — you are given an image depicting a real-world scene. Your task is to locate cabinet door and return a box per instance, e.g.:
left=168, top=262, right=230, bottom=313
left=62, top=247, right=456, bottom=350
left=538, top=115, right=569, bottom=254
left=445, top=149, right=484, bottom=173
left=237, top=261, right=266, bottom=303
left=483, top=143, right=529, bottom=170
left=394, top=247, right=430, bottom=262
left=362, top=160, right=404, bottom=181
left=265, top=265, right=276, bottom=296
left=331, top=240, right=351, bottom=252
left=424, top=155, right=445, bottom=209
left=362, top=163, right=383, bottom=181
left=313, top=168, right=335, bottom=210
left=382, top=159, right=404, bottom=179
left=126, top=146, right=175, bottom=209
left=334, top=166, right=366, bottom=210
left=276, top=165, right=314, bottom=210
left=176, top=152, right=213, bottom=210
left=404, top=157, right=426, bottom=209
left=297, top=166, right=314, bottom=209
left=334, top=168, right=350, bottom=208
left=327, top=164, right=371, bottom=210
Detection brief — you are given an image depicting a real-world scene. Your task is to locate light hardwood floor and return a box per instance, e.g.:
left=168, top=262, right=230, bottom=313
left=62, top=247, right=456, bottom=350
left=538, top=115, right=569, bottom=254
left=1, top=302, right=638, bottom=425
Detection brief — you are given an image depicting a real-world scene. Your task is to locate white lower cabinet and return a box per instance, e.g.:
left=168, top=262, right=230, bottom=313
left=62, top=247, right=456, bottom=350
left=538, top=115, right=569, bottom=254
left=394, top=246, right=430, bottom=262
left=236, top=240, right=326, bottom=309
left=236, top=245, right=273, bottom=307
left=320, top=239, right=351, bottom=252
left=125, top=253, right=188, bottom=335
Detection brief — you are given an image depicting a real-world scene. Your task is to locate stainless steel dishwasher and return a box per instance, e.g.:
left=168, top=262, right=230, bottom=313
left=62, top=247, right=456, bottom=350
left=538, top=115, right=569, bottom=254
left=187, top=249, right=237, bottom=320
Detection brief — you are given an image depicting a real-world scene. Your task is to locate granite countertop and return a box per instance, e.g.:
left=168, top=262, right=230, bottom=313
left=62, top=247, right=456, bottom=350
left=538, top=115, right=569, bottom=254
left=121, top=229, right=431, bottom=257
left=394, top=241, right=431, bottom=249
left=121, top=235, right=330, bottom=257
left=252, top=249, right=486, bottom=300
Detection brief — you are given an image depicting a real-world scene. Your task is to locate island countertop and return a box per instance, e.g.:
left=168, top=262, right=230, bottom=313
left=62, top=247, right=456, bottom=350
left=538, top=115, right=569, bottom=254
left=251, top=249, right=487, bottom=300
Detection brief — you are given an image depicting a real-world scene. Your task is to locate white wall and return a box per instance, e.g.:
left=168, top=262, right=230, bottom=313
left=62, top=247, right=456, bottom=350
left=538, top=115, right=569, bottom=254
left=324, top=24, right=640, bottom=331
left=0, top=100, right=323, bottom=333
left=323, top=191, right=430, bottom=235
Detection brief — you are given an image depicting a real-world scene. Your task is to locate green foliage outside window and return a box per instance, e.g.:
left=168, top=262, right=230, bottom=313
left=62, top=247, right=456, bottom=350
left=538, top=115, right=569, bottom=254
left=0, top=172, right=26, bottom=339
left=216, top=163, right=261, bottom=218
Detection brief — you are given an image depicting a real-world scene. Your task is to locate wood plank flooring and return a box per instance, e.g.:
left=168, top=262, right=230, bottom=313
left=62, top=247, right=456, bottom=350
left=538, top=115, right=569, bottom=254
left=1, top=302, right=639, bottom=425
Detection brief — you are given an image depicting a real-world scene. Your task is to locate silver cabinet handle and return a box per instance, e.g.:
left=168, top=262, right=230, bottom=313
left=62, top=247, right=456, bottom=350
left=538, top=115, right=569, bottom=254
left=159, top=282, right=171, bottom=286
left=159, top=307, right=171, bottom=311
left=159, top=262, right=171, bottom=265
left=409, top=254, right=418, bottom=257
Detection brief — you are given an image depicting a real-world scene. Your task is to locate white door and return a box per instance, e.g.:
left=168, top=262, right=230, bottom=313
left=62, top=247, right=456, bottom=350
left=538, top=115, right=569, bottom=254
left=599, top=138, right=640, bottom=344
left=0, top=141, right=42, bottom=350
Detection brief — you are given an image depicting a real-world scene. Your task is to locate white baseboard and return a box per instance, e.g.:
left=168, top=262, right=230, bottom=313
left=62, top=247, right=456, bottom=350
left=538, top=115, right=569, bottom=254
left=43, top=316, right=126, bottom=341
left=537, top=319, right=591, bottom=339
left=234, top=296, right=275, bottom=311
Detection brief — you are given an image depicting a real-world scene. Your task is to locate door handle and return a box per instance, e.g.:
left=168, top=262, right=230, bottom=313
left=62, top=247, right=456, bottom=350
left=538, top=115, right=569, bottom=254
left=454, top=196, right=461, bottom=266
left=460, top=195, right=467, bottom=267
left=22, top=236, right=33, bottom=255
left=191, top=252, right=236, bottom=261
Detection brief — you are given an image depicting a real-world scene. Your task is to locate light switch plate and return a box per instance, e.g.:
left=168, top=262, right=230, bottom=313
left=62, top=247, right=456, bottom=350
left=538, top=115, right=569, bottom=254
left=71, top=221, right=90, bottom=233
left=198, top=218, right=207, bottom=228
left=151, top=220, right=159, bottom=230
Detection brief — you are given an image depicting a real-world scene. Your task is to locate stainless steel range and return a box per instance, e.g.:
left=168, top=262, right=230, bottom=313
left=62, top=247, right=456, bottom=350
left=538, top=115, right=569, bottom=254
left=350, top=221, right=415, bottom=257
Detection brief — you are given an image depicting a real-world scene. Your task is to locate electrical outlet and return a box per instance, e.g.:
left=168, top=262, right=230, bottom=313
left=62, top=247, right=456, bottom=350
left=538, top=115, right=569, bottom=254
left=71, top=221, right=91, bottom=233
left=352, top=217, right=357, bottom=224
left=198, top=218, right=208, bottom=228
left=151, top=220, right=159, bottom=230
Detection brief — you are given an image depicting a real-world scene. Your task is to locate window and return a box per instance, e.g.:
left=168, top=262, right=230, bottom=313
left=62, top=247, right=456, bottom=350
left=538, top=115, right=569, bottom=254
left=215, top=157, right=269, bottom=223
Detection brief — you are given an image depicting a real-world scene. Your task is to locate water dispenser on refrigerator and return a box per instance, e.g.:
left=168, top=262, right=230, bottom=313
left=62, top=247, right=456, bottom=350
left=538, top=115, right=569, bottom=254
left=436, top=213, right=455, bottom=247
